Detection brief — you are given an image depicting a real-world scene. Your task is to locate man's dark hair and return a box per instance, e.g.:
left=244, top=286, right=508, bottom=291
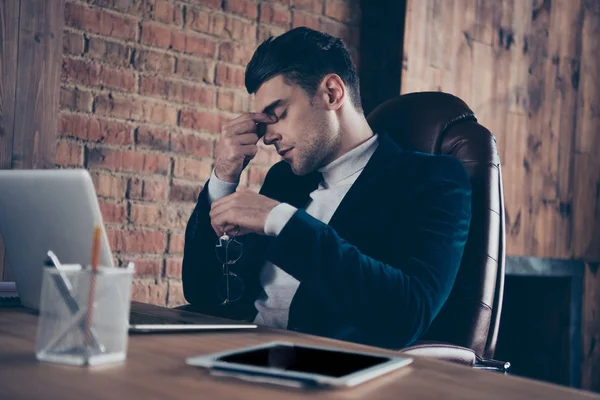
left=245, top=27, right=362, bottom=111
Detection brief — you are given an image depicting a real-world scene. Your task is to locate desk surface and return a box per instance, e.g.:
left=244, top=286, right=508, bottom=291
left=1, top=303, right=598, bottom=400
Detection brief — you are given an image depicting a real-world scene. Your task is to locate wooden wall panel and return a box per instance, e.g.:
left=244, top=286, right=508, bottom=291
left=402, top=0, right=600, bottom=262
left=573, top=2, right=600, bottom=261
left=12, top=0, right=63, bottom=170
left=0, top=0, right=21, bottom=280
left=0, top=0, right=63, bottom=280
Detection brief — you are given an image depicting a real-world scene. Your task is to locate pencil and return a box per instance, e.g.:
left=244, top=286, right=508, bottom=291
left=84, top=224, right=102, bottom=364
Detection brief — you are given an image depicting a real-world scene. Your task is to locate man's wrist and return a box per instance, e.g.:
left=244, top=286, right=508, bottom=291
left=264, top=203, right=298, bottom=236
left=207, top=169, right=238, bottom=203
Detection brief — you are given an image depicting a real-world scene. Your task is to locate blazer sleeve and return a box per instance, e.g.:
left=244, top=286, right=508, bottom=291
left=265, top=156, right=472, bottom=347
left=181, top=164, right=286, bottom=320
left=181, top=184, right=227, bottom=315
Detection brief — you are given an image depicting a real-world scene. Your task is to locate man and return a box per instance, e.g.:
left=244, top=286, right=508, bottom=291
left=182, top=27, right=472, bottom=349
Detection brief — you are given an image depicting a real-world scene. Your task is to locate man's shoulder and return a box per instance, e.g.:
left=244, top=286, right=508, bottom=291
left=387, top=148, right=471, bottom=189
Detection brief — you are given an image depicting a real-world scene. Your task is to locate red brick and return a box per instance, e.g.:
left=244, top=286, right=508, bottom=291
left=55, top=140, right=83, bottom=167
left=174, top=57, right=214, bottom=83
left=95, top=93, right=179, bottom=126
left=258, top=24, right=286, bottom=42
left=265, top=0, right=291, bottom=5
left=150, top=282, right=168, bottom=305
left=60, top=87, right=93, bottom=112
left=152, top=0, right=183, bottom=25
left=324, top=0, right=359, bottom=24
left=87, top=148, right=170, bottom=175
left=62, top=57, right=135, bottom=92
left=136, top=125, right=171, bottom=151
left=165, top=206, right=193, bottom=229
left=63, top=31, right=84, bottom=55
left=64, top=2, right=137, bottom=41
left=91, top=172, right=128, bottom=198
left=58, top=114, right=133, bottom=145
left=215, top=63, right=245, bottom=88
left=187, top=8, right=256, bottom=42
left=293, top=0, right=322, bottom=14
left=187, top=0, right=221, bottom=8
left=292, top=10, right=320, bottom=30
left=174, top=33, right=217, bottom=58
left=131, top=259, right=163, bottom=278
left=130, top=203, right=190, bottom=229
left=90, top=0, right=153, bottom=18
left=130, top=203, right=164, bottom=227
left=108, top=228, right=167, bottom=253
left=211, top=14, right=257, bottom=43
left=216, top=90, right=250, bottom=113
left=87, top=37, right=132, bottom=68
left=133, top=49, right=175, bottom=74
left=167, top=280, right=186, bottom=306
left=171, top=134, right=212, bottom=157
left=171, top=183, right=201, bottom=202
left=248, top=166, right=268, bottom=186
left=165, top=258, right=182, bottom=278
left=140, top=22, right=172, bottom=49
left=179, top=109, right=222, bottom=132
left=224, top=0, right=258, bottom=19
left=98, top=200, right=127, bottom=223
left=259, top=3, right=291, bottom=27
left=131, top=280, right=150, bottom=303
left=173, top=158, right=213, bottom=181
left=186, top=8, right=211, bottom=33
left=140, top=76, right=216, bottom=106
left=128, top=177, right=170, bottom=201
left=130, top=280, right=167, bottom=305
left=141, top=23, right=217, bottom=58
left=219, top=42, right=254, bottom=65
left=168, top=233, right=186, bottom=253
left=320, top=19, right=359, bottom=47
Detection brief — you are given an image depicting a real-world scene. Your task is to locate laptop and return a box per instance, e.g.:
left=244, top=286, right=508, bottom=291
left=0, top=169, right=256, bottom=332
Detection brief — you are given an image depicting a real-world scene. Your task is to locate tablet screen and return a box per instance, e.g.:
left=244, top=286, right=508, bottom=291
left=217, top=343, right=391, bottom=378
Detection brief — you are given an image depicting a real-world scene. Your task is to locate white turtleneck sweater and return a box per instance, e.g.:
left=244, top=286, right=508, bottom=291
left=207, top=134, right=379, bottom=329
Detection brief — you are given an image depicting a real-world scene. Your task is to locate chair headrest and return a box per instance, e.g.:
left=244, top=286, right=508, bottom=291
left=367, top=92, right=477, bottom=154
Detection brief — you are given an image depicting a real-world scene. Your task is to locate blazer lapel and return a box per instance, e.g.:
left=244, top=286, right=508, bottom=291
left=327, top=132, right=402, bottom=238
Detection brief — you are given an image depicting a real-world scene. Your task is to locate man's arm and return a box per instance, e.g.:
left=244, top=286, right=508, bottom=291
left=266, top=156, right=472, bottom=348
left=181, top=182, right=226, bottom=314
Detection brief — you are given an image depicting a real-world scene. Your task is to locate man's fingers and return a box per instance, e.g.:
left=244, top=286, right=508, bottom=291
left=222, top=120, right=259, bottom=137
left=232, top=133, right=260, bottom=145
left=222, top=113, right=277, bottom=133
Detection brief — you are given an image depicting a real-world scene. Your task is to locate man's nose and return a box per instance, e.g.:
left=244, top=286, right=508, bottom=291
left=262, top=125, right=280, bottom=146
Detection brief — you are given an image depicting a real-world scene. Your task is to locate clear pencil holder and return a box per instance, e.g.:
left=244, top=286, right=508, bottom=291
left=35, top=264, right=134, bottom=366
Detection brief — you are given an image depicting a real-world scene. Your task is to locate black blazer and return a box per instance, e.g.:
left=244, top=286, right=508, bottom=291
left=182, top=132, right=472, bottom=349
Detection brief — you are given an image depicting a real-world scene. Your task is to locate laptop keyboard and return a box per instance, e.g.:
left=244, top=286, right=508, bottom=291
left=129, top=310, right=195, bottom=325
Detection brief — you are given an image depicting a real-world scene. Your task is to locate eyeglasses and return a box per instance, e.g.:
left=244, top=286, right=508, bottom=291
left=215, top=228, right=244, bottom=305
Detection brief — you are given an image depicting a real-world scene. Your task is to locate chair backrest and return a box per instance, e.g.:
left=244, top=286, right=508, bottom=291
left=367, top=92, right=506, bottom=358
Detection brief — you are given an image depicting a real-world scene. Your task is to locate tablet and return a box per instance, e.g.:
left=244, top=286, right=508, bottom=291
left=186, top=341, right=413, bottom=388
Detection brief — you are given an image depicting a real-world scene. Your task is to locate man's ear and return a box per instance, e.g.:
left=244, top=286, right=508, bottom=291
left=320, top=74, right=345, bottom=110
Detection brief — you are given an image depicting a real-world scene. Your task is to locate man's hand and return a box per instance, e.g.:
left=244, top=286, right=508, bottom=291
left=214, top=113, right=278, bottom=184
left=210, top=191, right=281, bottom=237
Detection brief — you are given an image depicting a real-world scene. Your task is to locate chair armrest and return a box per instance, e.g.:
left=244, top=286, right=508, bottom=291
left=399, top=341, right=476, bottom=366
left=474, top=357, right=511, bottom=374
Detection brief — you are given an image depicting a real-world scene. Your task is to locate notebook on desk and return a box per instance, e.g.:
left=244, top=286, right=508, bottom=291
left=0, top=169, right=257, bottom=332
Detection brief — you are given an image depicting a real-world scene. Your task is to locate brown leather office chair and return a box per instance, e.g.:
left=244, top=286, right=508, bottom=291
left=367, top=92, right=509, bottom=371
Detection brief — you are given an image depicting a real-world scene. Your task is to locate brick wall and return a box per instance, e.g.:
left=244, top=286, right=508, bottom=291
left=58, top=0, right=361, bottom=307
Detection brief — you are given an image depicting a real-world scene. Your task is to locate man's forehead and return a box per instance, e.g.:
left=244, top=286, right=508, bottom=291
left=254, top=75, right=294, bottom=111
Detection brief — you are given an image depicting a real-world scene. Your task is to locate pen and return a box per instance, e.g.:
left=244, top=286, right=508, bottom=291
left=84, top=225, right=101, bottom=365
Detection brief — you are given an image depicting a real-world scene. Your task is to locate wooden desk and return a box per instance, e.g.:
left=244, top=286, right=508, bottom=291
left=1, top=303, right=598, bottom=400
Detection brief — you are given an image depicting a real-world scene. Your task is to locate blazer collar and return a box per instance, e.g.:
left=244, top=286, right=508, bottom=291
left=327, top=131, right=402, bottom=229
left=275, top=131, right=403, bottom=212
